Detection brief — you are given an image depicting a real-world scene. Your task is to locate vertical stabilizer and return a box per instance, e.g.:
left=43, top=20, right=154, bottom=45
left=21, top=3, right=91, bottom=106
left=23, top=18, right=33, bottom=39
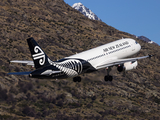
left=27, top=37, right=51, bottom=69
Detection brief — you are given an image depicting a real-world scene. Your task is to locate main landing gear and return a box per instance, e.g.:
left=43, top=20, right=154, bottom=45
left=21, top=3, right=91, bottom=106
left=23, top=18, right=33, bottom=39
left=104, top=67, right=113, bottom=81
left=104, top=75, right=113, bottom=81
left=73, top=76, right=81, bottom=82
left=72, top=67, right=113, bottom=82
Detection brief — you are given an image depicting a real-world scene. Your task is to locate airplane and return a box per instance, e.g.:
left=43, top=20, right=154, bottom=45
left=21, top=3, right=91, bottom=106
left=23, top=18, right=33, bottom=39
left=8, top=37, right=152, bottom=82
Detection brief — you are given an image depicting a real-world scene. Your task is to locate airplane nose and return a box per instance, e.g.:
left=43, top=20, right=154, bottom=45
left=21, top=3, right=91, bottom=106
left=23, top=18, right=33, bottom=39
left=138, top=43, right=141, bottom=51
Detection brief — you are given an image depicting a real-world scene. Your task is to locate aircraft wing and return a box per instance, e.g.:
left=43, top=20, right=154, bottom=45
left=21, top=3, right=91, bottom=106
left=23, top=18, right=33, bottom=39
left=10, top=60, right=34, bottom=66
left=96, top=55, right=152, bottom=69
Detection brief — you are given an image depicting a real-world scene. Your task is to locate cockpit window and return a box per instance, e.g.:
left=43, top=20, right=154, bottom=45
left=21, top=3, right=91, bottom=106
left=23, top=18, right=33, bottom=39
left=135, top=41, right=138, bottom=44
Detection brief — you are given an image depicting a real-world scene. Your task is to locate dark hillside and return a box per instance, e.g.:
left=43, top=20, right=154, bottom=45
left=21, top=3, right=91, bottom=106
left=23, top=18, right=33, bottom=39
left=0, top=0, right=160, bottom=119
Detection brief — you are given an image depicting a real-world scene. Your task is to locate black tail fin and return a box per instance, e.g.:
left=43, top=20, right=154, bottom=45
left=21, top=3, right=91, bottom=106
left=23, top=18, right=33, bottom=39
left=27, top=37, right=51, bottom=69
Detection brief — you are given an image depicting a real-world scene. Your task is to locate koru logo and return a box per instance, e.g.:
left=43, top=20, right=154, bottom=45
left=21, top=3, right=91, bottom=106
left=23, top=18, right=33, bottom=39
left=32, top=46, right=45, bottom=65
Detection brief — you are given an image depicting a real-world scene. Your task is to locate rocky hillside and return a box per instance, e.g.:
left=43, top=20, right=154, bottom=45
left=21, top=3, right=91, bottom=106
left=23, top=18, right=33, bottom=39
left=0, top=0, right=160, bottom=119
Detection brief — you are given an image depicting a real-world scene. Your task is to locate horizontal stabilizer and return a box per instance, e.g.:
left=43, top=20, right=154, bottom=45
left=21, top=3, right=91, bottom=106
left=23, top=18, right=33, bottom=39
left=10, top=60, right=34, bottom=66
left=8, top=72, right=31, bottom=75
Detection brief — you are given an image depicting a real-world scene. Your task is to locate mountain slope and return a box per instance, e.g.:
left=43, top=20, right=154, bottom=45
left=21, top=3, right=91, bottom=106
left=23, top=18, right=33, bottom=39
left=72, top=2, right=102, bottom=21
left=0, top=0, right=160, bottom=119
left=138, top=36, right=159, bottom=45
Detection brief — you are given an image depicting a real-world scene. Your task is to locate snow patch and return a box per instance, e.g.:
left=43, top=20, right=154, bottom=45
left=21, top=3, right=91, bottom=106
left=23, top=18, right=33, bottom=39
left=72, top=3, right=102, bottom=21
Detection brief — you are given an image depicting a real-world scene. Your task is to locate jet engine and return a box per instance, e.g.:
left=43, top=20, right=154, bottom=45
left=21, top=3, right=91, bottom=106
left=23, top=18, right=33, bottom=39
left=117, top=61, right=138, bottom=72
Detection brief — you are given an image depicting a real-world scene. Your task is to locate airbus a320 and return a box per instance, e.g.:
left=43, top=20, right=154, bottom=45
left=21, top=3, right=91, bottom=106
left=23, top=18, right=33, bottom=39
left=8, top=37, right=152, bottom=82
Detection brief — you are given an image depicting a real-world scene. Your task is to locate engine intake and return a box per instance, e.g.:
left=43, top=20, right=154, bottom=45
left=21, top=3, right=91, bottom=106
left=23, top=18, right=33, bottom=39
left=117, top=61, right=138, bottom=72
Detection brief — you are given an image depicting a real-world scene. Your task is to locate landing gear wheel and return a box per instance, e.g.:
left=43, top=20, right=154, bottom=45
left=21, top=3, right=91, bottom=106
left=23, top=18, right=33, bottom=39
left=73, top=76, right=81, bottom=82
left=104, top=67, right=113, bottom=81
left=77, top=76, right=81, bottom=82
left=104, top=75, right=113, bottom=81
left=73, top=78, right=77, bottom=82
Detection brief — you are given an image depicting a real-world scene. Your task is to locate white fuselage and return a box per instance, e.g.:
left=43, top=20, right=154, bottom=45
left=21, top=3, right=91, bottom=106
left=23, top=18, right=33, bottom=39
left=9, top=37, right=150, bottom=81
left=66, top=38, right=141, bottom=70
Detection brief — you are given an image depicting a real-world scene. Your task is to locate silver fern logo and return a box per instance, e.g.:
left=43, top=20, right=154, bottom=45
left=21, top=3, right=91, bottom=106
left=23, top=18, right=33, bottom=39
left=32, top=46, right=45, bottom=65
left=48, top=58, right=83, bottom=77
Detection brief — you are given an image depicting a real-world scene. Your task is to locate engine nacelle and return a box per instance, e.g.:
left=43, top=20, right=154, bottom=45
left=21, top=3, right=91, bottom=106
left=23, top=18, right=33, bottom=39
left=117, top=61, right=138, bottom=72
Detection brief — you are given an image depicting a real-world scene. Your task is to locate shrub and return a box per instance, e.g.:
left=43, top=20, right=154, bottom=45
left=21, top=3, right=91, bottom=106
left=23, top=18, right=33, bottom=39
left=56, top=99, right=63, bottom=107
left=86, top=103, right=92, bottom=108
left=9, top=86, right=18, bottom=95
left=91, top=96, right=97, bottom=101
left=7, top=93, right=16, bottom=104
left=0, top=86, right=8, bottom=101
left=18, top=81, right=33, bottom=93
left=22, top=106, right=36, bottom=117
left=56, top=93, right=66, bottom=100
